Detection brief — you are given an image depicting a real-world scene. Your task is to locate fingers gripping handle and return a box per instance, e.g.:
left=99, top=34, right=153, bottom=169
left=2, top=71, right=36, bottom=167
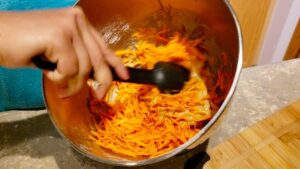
left=32, top=55, right=155, bottom=85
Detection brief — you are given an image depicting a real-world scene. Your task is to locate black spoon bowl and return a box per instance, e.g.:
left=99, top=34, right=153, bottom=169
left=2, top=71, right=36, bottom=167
left=32, top=56, right=191, bottom=94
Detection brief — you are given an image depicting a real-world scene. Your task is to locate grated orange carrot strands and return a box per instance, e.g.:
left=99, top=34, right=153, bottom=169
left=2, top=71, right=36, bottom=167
left=88, top=31, right=212, bottom=158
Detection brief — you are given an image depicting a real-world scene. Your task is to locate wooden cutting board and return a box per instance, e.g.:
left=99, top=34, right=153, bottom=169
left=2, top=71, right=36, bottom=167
left=204, top=100, right=300, bottom=169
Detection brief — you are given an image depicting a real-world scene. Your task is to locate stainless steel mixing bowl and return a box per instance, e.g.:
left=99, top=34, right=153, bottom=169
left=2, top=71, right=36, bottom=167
left=43, top=0, right=243, bottom=166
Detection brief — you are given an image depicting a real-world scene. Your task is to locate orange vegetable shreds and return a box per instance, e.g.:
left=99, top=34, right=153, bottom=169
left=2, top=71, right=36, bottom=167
left=88, top=32, right=211, bottom=158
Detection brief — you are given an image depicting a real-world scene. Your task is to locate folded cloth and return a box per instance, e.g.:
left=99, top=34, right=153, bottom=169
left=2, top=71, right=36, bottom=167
left=0, top=0, right=77, bottom=111
left=0, top=68, right=45, bottom=111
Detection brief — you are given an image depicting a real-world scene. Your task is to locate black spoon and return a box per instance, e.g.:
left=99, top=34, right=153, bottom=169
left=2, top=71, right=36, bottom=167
left=32, top=56, right=190, bottom=94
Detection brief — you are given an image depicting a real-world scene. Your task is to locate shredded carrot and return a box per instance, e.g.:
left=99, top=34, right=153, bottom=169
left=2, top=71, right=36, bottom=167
left=88, top=31, right=211, bottom=158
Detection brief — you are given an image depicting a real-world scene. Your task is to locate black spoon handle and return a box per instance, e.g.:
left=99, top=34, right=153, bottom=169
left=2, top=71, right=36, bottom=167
left=32, top=56, right=155, bottom=85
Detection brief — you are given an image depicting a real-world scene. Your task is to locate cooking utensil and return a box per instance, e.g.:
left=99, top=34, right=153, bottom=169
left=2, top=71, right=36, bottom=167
left=42, top=0, right=243, bottom=166
left=32, top=56, right=190, bottom=93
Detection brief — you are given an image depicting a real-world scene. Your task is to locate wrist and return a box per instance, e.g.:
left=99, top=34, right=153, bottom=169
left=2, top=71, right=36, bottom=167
left=0, top=12, right=11, bottom=67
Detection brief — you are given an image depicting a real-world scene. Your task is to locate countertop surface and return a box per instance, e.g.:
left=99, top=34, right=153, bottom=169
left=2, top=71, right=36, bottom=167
left=0, top=58, right=300, bottom=169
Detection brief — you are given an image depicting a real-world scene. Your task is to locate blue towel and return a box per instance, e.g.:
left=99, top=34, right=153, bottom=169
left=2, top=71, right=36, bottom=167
left=0, top=0, right=77, bottom=111
left=0, top=68, right=45, bottom=110
left=0, top=0, right=77, bottom=11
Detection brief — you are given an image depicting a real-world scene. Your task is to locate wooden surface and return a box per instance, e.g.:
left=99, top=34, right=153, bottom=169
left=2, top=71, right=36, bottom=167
left=229, top=0, right=275, bottom=67
left=204, top=100, right=300, bottom=169
left=284, top=20, right=300, bottom=60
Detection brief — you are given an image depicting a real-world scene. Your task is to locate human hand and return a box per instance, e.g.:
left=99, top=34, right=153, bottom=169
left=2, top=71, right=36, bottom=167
left=0, top=7, right=129, bottom=99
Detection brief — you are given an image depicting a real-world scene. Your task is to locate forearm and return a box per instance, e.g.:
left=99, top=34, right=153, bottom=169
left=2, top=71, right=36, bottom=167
left=0, top=11, right=46, bottom=68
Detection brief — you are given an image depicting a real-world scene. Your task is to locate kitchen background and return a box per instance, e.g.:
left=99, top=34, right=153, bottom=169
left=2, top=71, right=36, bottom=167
left=228, top=0, right=299, bottom=67
left=0, top=0, right=299, bottom=169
